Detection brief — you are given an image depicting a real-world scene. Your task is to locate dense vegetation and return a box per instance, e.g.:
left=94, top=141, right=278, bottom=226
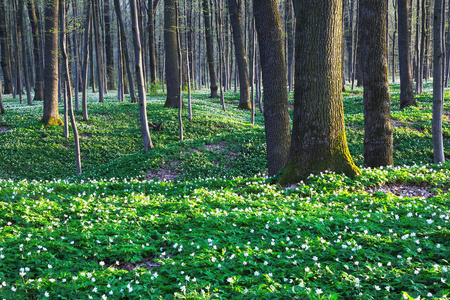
left=0, top=84, right=449, bottom=299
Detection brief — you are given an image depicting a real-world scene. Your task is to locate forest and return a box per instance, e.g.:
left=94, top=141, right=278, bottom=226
left=0, top=0, right=450, bottom=299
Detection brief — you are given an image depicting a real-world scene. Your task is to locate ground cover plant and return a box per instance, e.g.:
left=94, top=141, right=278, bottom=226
left=0, top=84, right=449, bottom=299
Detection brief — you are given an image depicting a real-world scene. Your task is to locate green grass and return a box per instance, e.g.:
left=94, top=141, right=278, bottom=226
left=0, top=84, right=449, bottom=299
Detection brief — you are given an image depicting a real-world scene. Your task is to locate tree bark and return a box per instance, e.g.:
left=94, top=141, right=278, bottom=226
left=228, top=0, right=251, bottom=109
left=42, top=0, right=63, bottom=125
left=92, top=0, right=104, bottom=102
left=104, top=0, right=115, bottom=91
left=398, top=0, right=417, bottom=109
left=164, top=0, right=182, bottom=108
left=81, top=2, right=91, bottom=122
left=148, top=0, right=160, bottom=86
left=359, top=0, right=393, bottom=168
left=280, top=0, right=360, bottom=185
left=433, top=0, right=445, bottom=163
left=0, top=1, right=12, bottom=94
left=202, top=0, right=219, bottom=98
left=113, top=0, right=137, bottom=103
left=61, top=0, right=82, bottom=174
left=19, top=0, right=32, bottom=105
left=27, top=0, right=44, bottom=101
left=0, top=68, right=4, bottom=113
left=130, top=0, right=153, bottom=151
left=254, top=0, right=291, bottom=177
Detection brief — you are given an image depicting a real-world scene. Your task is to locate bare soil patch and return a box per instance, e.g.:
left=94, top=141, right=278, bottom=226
left=146, top=162, right=181, bottom=182
left=366, top=183, right=439, bottom=199
left=104, top=256, right=161, bottom=271
left=80, top=134, right=91, bottom=139
left=0, top=126, right=9, bottom=133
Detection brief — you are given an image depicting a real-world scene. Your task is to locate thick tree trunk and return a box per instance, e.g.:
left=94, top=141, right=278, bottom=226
left=254, top=0, right=291, bottom=177
left=228, top=0, right=251, bottom=110
left=398, top=0, right=417, bottom=109
left=114, top=0, right=137, bottom=103
left=130, top=0, right=153, bottom=151
left=42, top=0, right=63, bottom=125
left=104, top=0, right=115, bottom=91
left=27, top=0, right=44, bottom=101
left=0, top=2, right=12, bottom=94
left=280, top=0, right=360, bottom=185
left=360, top=0, right=393, bottom=167
left=164, top=0, right=182, bottom=108
left=202, top=0, right=219, bottom=98
left=433, top=0, right=445, bottom=163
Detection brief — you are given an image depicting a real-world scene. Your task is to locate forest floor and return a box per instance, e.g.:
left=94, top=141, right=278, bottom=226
left=0, top=83, right=449, bottom=299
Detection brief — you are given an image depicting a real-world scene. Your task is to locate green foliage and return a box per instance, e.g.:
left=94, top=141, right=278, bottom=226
left=0, top=85, right=449, bottom=299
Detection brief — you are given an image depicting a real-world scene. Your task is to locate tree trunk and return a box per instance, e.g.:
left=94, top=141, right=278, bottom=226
left=392, top=0, right=397, bottom=82
left=254, top=0, right=291, bottom=177
left=19, top=0, right=32, bottom=105
left=148, top=0, right=160, bottom=86
left=164, top=0, right=182, bottom=108
left=113, top=0, right=137, bottom=103
left=398, top=0, right=417, bottom=109
left=72, top=0, right=79, bottom=110
left=286, top=0, right=295, bottom=93
left=27, top=0, right=44, bottom=101
left=280, top=0, right=360, bottom=185
left=228, top=0, right=251, bottom=110
left=104, top=0, right=115, bottom=91
left=0, top=69, right=4, bottom=113
left=81, top=2, right=91, bottom=122
left=418, top=0, right=426, bottom=93
left=42, top=0, right=63, bottom=125
left=360, top=0, right=393, bottom=167
left=14, top=0, right=23, bottom=104
left=130, top=0, right=153, bottom=151
left=202, top=0, right=219, bottom=98
left=92, top=0, right=104, bottom=102
left=0, top=1, right=13, bottom=94
left=433, top=0, right=445, bottom=163
left=61, top=0, right=82, bottom=174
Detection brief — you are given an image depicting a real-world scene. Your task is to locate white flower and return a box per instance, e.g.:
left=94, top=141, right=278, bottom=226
left=316, top=288, right=323, bottom=295
left=45, top=292, right=50, bottom=297
left=254, top=271, right=260, bottom=276
left=48, top=264, right=52, bottom=269
left=227, top=277, right=234, bottom=284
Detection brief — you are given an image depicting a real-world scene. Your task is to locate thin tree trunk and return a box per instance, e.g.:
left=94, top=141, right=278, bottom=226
left=214, top=0, right=226, bottom=112
left=61, top=0, right=82, bottom=174
left=176, top=1, right=184, bottom=140
left=392, top=0, right=397, bottom=82
left=104, top=0, right=115, bottom=90
left=202, top=0, right=219, bottom=98
left=351, top=0, right=359, bottom=89
left=81, top=2, right=91, bottom=122
left=433, top=0, right=445, bottom=163
left=414, top=0, right=422, bottom=93
left=92, top=0, right=104, bottom=102
left=72, top=0, right=79, bottom=110
left=19, top=0, right=32, bottom=105
left=0, top=1, right=12, bottom=94
left=13, top=0, right=23, bottom=104
left=114, top=0, right=137, bottom=103
left=398, top=0, right=417, bottom=108
left=418, top=0, right=426, bottom=92
left=0, top=74, right=4, bottom=113
left=117, top=24, right=124, bottom=101
left=148, top=0, right=160, bottom=86
left=228, top=0, right=251, bottom=109
left=130, top=0, right=153, bottom=151
left=27, top=0, right=44, bottom=101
